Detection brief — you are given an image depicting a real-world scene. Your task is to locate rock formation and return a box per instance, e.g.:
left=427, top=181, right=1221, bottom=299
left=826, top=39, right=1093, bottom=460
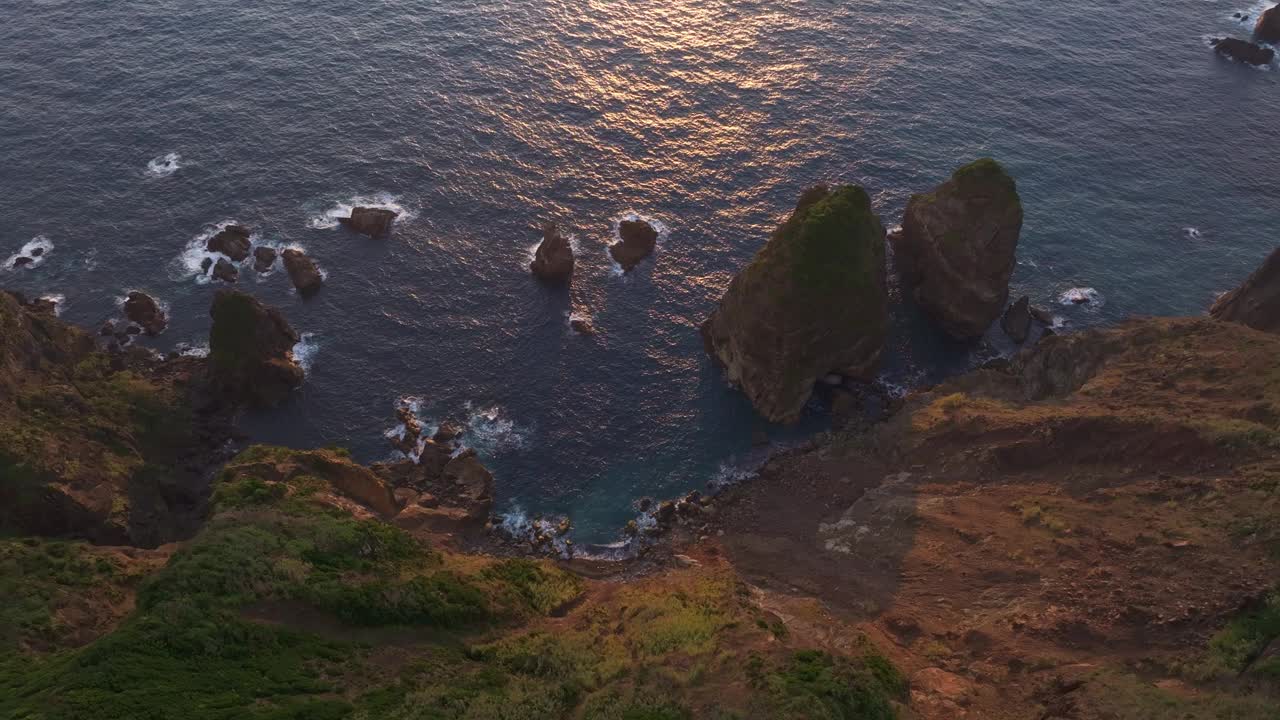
left=340, top=207, right=398, bottom=237
left=212, top=258, right=239, bottom=283
left=1211, top=37, right=1276, bottom=65
left=253, top=246, right=278, bottom=273
left=123, top=291, right=167, bottom=336
left=206, top=225, right=252, bottom=261
left=894, top=158, right=1023, bottom=340
left=609, top=219, right=659, bottom=271
left=530, top=222, right=574, bottom=283
left=701, top=185, right=888, bottom=423
left=1210, top=247, right=1280, bottom=334
left=1256, top=4, right=1280, bottom=43
left=208, top=290, right=304, bottom=408
left=281, top=248, right=323, bottom=296
left=1001, top=295, right=1031, bottom=344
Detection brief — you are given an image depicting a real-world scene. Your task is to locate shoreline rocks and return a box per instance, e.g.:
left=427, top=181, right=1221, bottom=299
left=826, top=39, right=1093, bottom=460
left=609, top=219, right=658, bottom=271
left=1209, top=247, right=1280, bottom=334
left=701, top=185, right=888, bottom=423
left=123, top=291, right=167, bottom=336
left=1256, top=4, right=1280, bottom=43
left=206, top=225, right=252, bottom=261
left=340, top=207, right=398, bottom=238
left=208, top=290, right=304, bottom=408
left=253, top=246, right=278, bottom=273
left=1211, top=37, right=1276, bottom=65
left=212, top=258, right=239, bottom=283
left=281, top=248, right=323, bottom=296
left=1001, top=295, right=1031, bottom=344
left=530, top=222, right=575, bottom=283
left=893, top=158, right=1023, bottom=340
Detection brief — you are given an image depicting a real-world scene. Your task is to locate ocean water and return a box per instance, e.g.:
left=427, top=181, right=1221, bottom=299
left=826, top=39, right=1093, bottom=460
left=2, top=0, right=1277, bottom=543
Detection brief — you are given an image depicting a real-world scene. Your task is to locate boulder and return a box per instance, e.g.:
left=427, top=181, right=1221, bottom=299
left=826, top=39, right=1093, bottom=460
left=208, top=290, right=304, bottom=408
left=1209, top=247, right=1280, bottom=334
left=1256, top=5, right=1280, bottom=43
left=530, top=221, right=574, bottom=283
left=340, top=207, right=397, bottom=238
left=442, top=451, right=495, bottom=522
left=252, top=246, right=278, bottom=273
left=12, top=256, right=33, bottom=268
left=1029, top=305, right=1055, bottom=326
left=1001, top=295, right=1032, bottom=344
left=895, top=158, right=1022, bottom=339
left=609, top=219, right=659, bottom=271
left=212, top=258, right=239, bottom=283
left=123, top=292, right=167, bottom=336
left=1211, top=37, right=1276, bottom=65
left=206, top=225, right=252, bottom=261
left=281, top=249, right=323, bottom=296
left=701, top=185, right=888, bottom=423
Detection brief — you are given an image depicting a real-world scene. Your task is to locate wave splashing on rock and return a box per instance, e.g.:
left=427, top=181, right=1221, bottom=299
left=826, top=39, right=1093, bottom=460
left=145, top=152, right=182, bottom=178
left=5, top=236, right=54, bottom=271
left=308, top=193, right=413, bottom=230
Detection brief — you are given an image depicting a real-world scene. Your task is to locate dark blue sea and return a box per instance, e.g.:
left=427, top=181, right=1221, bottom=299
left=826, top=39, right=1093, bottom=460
left=3, top=0, right=1277, bottom=544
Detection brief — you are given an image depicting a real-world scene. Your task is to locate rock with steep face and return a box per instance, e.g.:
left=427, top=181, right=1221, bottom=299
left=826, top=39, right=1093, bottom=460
left=1211, top=37, right=1276, bottom=65
left=530, top=222, right=574, bottom=283
left=894, top=158, right=1023, bottom=340
left=701, top=185, right=888, bottom=423
left=1001, top=295, right=1031, bottom=344
left=609, top=219, right=659, bottom=271
left=206, top=225, right=252, bottom=261
left=1256, top=5, right=1280, bottom=43
left=208, top=290, right=304, bottom=408
left=123, top=292, right=167, bottom=336
left=340, top=207, right=398, bottom=238
left=281, top=249, right=323, bottom=296
left=1210, top=247, right=1280, bottom=334
left=212, top=258, right=239, bottom=283
left=252, top=246, right=278, bottom=273
left=442, top=450, right=495, bottom=522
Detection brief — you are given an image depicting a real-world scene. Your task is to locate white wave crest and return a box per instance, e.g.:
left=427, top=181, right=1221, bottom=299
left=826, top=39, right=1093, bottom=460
left=1183, top=226, right=1204, bottom=241
left=1058, top=287, right=1104, bottom=306
left=293, top=333, right=319, bottom=373
left=170, top=220, right=256, bottom=284
left=175, top=342, right=210, bottom=358
left=308, top=193, right=413, bottom=230
left=38, top=294, right=66, bottom=316
left=5, top=236, right=54, bottom=271
left=496, top=505, right=574, bottom=558
left=146, top=152, right=182, bottom=178
left=455, top=402, right=529, bottom=455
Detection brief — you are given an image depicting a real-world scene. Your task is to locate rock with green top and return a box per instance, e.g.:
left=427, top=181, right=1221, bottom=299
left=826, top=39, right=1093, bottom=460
left=701, top=185, right=888, bottom=424
left=894, top=158, right=1023, bottom=340
left=208, top=290, right=304, bottom=408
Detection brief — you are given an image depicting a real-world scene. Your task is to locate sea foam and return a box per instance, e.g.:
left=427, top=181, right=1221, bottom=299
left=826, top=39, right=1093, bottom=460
left=145, top=152, right=182, bottom=178
left=4, top=236, right=54, bottom=270
left=308, top=193, right=413, bottom=230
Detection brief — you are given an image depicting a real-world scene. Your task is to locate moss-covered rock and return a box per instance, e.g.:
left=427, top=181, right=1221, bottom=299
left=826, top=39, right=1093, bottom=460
left=894, top=158, right=1023, bottom=339
left=701, top=185, right=888, bottom=423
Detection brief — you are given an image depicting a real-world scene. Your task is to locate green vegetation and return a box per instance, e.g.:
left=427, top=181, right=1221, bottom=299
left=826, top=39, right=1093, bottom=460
left=783, top=185, right=885, bottom=298
left=0, top=539, right=121, bottom=654
left=751, top=650, right=906, bottom=720
left=1200, top=587, right=1280, bottom=678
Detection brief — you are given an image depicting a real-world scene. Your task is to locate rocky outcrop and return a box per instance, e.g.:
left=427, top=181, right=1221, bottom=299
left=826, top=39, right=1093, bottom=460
left=340, top=207, right=398, bottom=238
left=253, top=246, right=277, bottom=273
left=212, top=258, right=239, bottom=283
left=1211, top=37, right=1276, bottom=65
left=1210, top=247, right=1280, bottom=334
left=206, top=225, right=252, bottom=261
left=701, top=185, right=888, bottom=423
left=609, top=219, right=658, bottom=271
left=208, top=290, right=304, bottom=408
left=123, top=292, right=167, bottom=336
left=1001, top=295, right=1031, bottom=344
left=281, top=249, right=323, bottom=296
left=530, top=222, right=574, bottom=283
left=894, top=158, right=1023, bottom=339
left=1256, top=4, right=1280, bottom=43
left=441, top=450, right=495, bottom=523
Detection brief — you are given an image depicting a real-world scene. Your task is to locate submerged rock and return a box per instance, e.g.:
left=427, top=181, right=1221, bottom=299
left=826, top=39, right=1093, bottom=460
left=609, top=219, right=659, bottom=271
left=281, top=248, right=323, bottom=296
left=340, top=207, right=398, bottom=238
left=1256, top=4, right=1280, bottom=43
left=894, top=158, right=1023, bottom=340
left=208, top=290, right=304, bottom=408
left=701, top=185, right=888, bottom=423
left=206, top=225, right=252, bottom=261
left=12, top=256, right=33, bottom=268
left=1210, top=247, right=1280, bottom=334
left=123, top=292, right=167, bottom=336
left=212, top=258, right=239, bottom=283
left=530, top=221, right=575, bottom=283
left=253, top=246, right=278, bottom=273
left=1211, top=37, right=1275, bottom=65
left=1001, top=295, right=1031, bottom=344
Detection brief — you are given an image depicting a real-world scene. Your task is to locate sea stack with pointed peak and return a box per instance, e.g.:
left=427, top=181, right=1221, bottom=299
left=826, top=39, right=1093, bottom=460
left=701, top=185, right=888, bottom=424
left=529, top=221, right=574, bottom=283
left=893, top=158, right=1023, bottom=340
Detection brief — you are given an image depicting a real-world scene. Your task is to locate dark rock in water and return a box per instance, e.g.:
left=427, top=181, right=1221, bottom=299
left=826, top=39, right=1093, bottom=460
left=1209, top=247, right=1280, bottom=334
left=200, top=257, right=213, bottom=274
left=701, top=185, right=888, bottom=424
left=125, top=325, right=142, bottom=336
left=569, top=317, right=595, bottom=335
left=100, top=320, right=116, bottom=336
left=206, top=225, right=252, bottom=261
left=208, top=290, right=304, bottom=408
left=252, top=246, right=278, bottom=273
left=30, top=247, right=43, bottom=257
left=1211, top=37, right=1275, bottom=65
left=894, top=158, right=1023, bottom=340
left=442, top=451, right=495, bottom=523
left=340, top=207, right=398, bottom=238
left=12, top=256, right=33, bottom=268
left=391, top=406, right=423, bottom=456
left=123, top=291, right=167, bottom=336
left=433, top=421, right=464, bottom=446
left=609, top=219, right=659, bottom=271
left=212, top=258, right=239, bottom=283
left=1029, top=305, right=1055, bottom=326
left=1257, top=4, right=1280, bottom=43
left=1001, top=295, right=1032, bottom=344
left=281, top=249, right=323, bottom=296
left=530, top=221, right=575, bottom=283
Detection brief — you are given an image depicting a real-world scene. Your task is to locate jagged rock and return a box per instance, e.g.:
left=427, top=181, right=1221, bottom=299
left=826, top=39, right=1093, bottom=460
left=1209, top=247, right=1280, bottom=334
left=206, top=225, right=252, bottom=261
left=212, top=258, right=239, bottom=283
left=253, top=246, right=278, bottom=273
left=433, top=421, right=464, bottom=446
left=1002, top=295, right=1032, bottom=344
left=281, top=249, right=323, bottom=296
left=340, top=207, right=397, bottom=238
left=1211, top=37, right=1276, bottom=65
left=125, top=325, right=142, bottom=336
left=28, top=297, right=57, bottom=315
left=200, top=257, right=213, bottom=274
left=12, top=256, right=33, bottom=268
left=894, top=158, right=1023, bottom=339
left=1012, top=328, right=1119, bottom=400
left=1030, top=305, right=1055, bottom=326
left=1256, top=4, right=1280, bottom=43
left=123, top=292, right=167, bottom=336
left=609, top=219, right=659, bottom=271
left=208, top=290, right=303, bottom=408
left=701, top=185, right=888, bottom=423
left=530, top=222, right=574, bottom=283
left=442, top=450, right=494, bottom=523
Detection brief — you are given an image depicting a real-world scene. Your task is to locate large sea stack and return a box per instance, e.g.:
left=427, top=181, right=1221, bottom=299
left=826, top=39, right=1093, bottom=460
left=894, top=158, right=1023, bottom=340
left=1210, top=247, right=1280, bottom=334
left=529, top=222, right=574, bottom=283
left=1256, top=4, right=1280, bottom=43
left=701, top=185, right=888, bottom=424
left=340, top=207, right=398, bottom=238
left=208, top=290, right=304, bottom=408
